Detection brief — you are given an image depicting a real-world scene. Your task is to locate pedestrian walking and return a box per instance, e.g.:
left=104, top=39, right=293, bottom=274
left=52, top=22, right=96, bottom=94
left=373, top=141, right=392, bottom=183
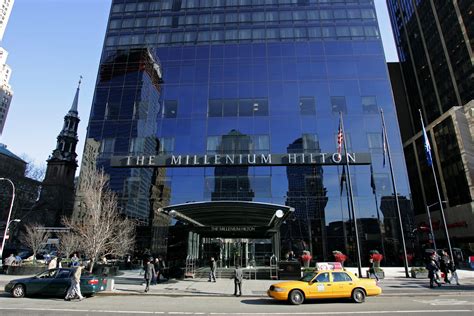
left=440, top=251, right=450, bottom=283
left=448, top=258, right=460, bottom=285
left=152, top=257, right=161, bottom=285
left=144, top=257, right=156, bottom=293
left=368, top=258, right=379, bottom=282
left=426, top=254, right=442, bottom=288
left=233, top=264, right=243, bottom=296
left=65, top=264, right=85, bottom=301
left=208, top=257, right=217, bottom=282
left=3, top=253, right=15, bottom=274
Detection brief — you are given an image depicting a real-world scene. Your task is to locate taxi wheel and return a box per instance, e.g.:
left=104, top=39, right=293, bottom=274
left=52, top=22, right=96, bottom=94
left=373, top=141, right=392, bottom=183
left=352, top=288, right=366, bottom=303
left=12, top=284, right=25, bottom=298
left=288, top=289, right=305, bottom=305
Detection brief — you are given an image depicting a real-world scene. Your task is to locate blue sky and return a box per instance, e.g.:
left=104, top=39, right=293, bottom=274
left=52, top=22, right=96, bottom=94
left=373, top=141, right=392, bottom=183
left=0, top=0, right=398, bottom=170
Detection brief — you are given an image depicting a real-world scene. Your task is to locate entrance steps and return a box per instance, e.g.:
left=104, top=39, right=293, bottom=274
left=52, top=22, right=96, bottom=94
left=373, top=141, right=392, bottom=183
left=194, top=267, right=275, bottom=280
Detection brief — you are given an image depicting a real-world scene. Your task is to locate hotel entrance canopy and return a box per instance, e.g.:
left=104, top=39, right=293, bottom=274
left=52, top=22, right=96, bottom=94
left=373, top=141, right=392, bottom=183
left=160, top=201, right=294, bottom=238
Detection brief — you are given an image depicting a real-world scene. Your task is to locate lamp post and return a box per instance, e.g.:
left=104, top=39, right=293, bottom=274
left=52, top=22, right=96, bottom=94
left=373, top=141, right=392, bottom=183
left=426, top=201, right=448, bottom=253
left=0, top=178, right=16, bottom=259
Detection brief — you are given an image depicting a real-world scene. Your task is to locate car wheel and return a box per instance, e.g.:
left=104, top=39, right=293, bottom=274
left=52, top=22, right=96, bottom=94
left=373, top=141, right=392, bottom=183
left=352, top=288, right=365, bottom=303
left=12, top=284, right=25, bottom=298
left=288, top=289, right=304, bottom=305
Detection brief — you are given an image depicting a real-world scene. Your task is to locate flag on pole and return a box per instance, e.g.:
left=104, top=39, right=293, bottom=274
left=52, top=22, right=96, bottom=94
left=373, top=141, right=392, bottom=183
left=340, top=165, right=346, bottom=196
left=370, top=165, right=376, bottom=195
left=420, top=113, right=433, bottom=166
left=337, top=118, right=343, bottom=155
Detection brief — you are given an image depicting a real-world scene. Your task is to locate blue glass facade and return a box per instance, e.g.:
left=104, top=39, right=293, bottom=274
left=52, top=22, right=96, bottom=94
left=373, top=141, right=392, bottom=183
left=86, top=0, right=414, bottom=266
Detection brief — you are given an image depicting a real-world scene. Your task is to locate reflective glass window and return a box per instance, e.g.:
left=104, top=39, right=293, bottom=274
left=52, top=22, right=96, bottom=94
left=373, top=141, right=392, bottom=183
left=239, top=99, right=253, bottom=116
left=302, top=134, right=319, bottom=151
left=137, top=3, right=149, bottom=11
left=122, top=19, right=134, bottom=28
left=252, top=135, right=270, bottom=153
left=100, top=138, right=116, bottom=153
left=111, top=4, right=123, bottom=13
left=147, top=18, right=159, bottom=27
left=332, top=272, right=352, bottom=282
left=299, top=97, right=316, bottom=115
left=105, top=103, right=120, bottom=119
left=253, top=99, right=268, bottom=116
left=308, top=27, right=321, bottom=38
left=208, top=100, right=223, bottom=117
left=331, top=96, right=347, bottom=114
left=367, top=133, right=383, bottom=149
left=164, top=100, right=178, bottom=118
left=223, top=99, right=238, bottom=117
left=159, top=137, right=175, bottom=154
left=334, top=9, right=347, bottom=19
left=124, top=3, right=136, bottom=12
left=109, top=19, right=121, bottom=29
left=362, top=96, right=378, bottom=113
left=316, top=272, right=330, bottom=282
left=129, top=137, right=145, bottom=154
left=207, top=136, right=221, bottom=154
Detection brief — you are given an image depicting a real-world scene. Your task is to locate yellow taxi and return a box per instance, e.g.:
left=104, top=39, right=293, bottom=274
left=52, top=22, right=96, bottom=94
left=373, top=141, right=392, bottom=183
left=267, top=270, right=381, bottom=305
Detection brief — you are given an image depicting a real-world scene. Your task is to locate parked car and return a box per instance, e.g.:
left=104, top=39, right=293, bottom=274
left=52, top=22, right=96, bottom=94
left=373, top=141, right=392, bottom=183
left=4, top=268, right=107, bottom=298
left=267, top=270, right=382, bottom=305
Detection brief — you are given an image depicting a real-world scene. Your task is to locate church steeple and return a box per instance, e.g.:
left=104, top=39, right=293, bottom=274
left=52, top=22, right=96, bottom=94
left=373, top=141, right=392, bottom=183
left=49, top=77, right=81, bottom=164
left=68, top=75, right=81, bottom=116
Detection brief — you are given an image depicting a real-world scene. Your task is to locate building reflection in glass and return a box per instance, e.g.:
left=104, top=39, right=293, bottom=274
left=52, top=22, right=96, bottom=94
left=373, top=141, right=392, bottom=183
left=283, top=136, right=328, bottom=261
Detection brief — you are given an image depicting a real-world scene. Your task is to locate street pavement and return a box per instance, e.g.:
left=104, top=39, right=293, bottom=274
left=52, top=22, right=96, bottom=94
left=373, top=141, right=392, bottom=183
left=0, top=292, right=472, bottom=316
left=0, top=267, right=473, bottom=315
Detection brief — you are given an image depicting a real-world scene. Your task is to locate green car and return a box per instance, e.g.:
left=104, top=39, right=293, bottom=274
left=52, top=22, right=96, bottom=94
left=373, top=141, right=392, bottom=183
left=4, top=268, right=107, bottom=298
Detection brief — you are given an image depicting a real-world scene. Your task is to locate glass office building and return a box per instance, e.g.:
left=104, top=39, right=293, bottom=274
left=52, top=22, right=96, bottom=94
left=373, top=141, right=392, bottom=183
left=86, top=0, right=414, bottom=267
left=387, top=1, right=473, bottom=252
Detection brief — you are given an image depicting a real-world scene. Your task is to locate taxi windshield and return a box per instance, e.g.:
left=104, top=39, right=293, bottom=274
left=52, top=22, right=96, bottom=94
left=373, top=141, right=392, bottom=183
left=300, top=272, right=317, bottom=282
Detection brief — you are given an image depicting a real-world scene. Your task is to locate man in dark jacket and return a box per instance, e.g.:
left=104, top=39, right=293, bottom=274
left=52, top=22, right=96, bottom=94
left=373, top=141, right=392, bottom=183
left=144, top=257, right=156, bottom=293
left=427, top=254, right=442, bottom=288
left=208, top=257, right=217, bottom=282
left=233, top=264, right=243, bottom=296
left=440, top=251, right=450, bottom=283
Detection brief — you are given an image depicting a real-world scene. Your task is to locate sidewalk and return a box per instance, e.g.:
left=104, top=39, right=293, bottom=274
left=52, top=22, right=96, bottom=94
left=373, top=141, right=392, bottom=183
left=104, top=267, right=474, bottom=297
left=1, top=267, right=473, bottom=298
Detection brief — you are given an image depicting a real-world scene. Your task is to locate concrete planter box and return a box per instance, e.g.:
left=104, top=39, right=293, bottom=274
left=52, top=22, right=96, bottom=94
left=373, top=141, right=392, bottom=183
left=366, top=270, right=385, bottom=279
left=411, top=271, right=429, bottom=279
left=6, top=265, right=46, bottom=275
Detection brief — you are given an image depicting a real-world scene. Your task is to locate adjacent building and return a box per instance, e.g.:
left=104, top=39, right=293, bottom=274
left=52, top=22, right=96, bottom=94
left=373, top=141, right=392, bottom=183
left=83, top=0, right=414, bottom=266
left=387, top=1, right=474, bottom=253
left=0, top=0, right=13, bottom=41
left=0, top=47, right=12, bottom=135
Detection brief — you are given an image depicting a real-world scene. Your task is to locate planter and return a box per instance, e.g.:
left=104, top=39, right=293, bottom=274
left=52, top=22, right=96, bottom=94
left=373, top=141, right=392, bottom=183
left=366, top=270, right=385, bottom=279
left=411, top=271, right=429, bottom=279
left=6, top=265, right=46, bottom=275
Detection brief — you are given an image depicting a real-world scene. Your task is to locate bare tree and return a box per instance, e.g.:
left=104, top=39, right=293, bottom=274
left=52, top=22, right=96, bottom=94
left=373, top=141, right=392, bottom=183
left=57, top=230, right=81, bottom=259
left=63, top=169, right=136, bottom=273
left=20, top=154, right=46, bottom=182
left=20, top=224, right=50, bottom=263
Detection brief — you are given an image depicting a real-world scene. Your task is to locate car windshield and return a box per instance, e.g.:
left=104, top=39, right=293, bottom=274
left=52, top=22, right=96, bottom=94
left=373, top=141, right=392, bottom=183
left=300, top=272, right=317, bottom=282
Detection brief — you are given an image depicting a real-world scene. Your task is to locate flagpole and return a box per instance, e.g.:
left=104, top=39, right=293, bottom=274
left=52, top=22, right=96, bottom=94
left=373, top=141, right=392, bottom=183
left=339, top=112, right=362, bottom=277
left=370, top=165, right=386, bottom=259
left=339, top=166, right=350, bottom=254
left=380, top=109, right=410, bottom=278
left=419, top=109, right=454, bottom=262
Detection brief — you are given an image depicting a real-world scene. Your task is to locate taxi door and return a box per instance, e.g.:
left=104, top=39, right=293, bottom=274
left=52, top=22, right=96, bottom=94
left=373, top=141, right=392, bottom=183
left=331, top=271, right=355, bottom=298
left=307, top=272, right=334, bottom=299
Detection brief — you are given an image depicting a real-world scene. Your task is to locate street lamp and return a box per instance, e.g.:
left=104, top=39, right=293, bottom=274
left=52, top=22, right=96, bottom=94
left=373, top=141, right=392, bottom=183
left=426, top=201, right=447, bottom=252
left=0, top=178, right=16, bottom=259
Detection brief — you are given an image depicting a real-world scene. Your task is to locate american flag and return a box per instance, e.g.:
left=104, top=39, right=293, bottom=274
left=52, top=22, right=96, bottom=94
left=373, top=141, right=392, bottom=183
left=337, top=119, right=343, bottom=155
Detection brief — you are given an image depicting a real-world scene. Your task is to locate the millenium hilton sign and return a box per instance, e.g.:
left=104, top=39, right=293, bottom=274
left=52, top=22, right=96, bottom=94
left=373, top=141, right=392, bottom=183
left=111, top=152, right=371, bottom=168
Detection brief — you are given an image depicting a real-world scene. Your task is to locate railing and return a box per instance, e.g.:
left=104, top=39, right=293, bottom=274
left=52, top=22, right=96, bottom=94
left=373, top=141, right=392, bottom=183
left=269, top=254, right=278, bottom=280
left=184, top=255, right=196, bottom=278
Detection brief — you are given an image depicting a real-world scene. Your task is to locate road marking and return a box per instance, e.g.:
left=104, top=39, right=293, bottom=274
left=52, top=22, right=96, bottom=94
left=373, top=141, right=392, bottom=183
left=0, top=308, right=472, bottom=315
left=413, top=299, right=473, bottom=306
